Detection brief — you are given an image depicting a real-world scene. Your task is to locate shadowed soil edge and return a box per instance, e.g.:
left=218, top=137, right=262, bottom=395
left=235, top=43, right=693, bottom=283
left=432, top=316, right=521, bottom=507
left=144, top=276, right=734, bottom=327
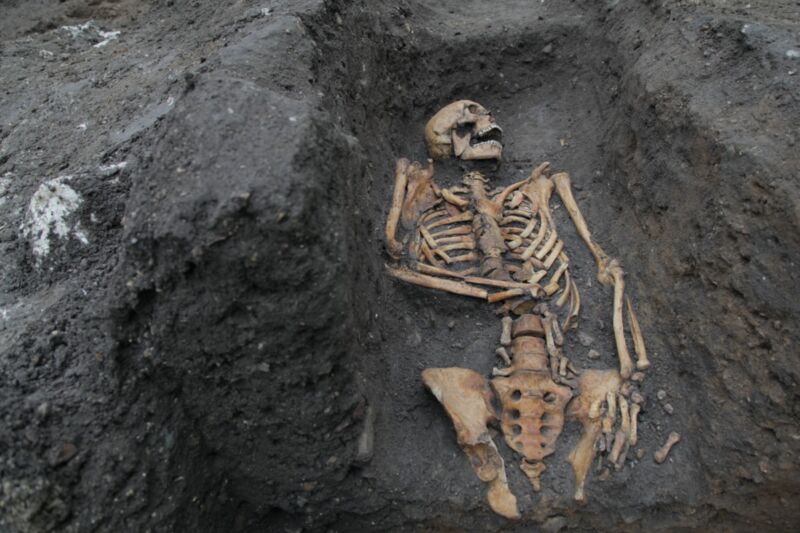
left=0, top=0, right=799, bottom=531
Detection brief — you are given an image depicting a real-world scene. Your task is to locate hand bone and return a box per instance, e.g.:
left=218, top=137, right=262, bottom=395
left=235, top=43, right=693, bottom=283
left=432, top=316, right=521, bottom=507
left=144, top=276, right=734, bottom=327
left=654, top=432, right=681, bottom=464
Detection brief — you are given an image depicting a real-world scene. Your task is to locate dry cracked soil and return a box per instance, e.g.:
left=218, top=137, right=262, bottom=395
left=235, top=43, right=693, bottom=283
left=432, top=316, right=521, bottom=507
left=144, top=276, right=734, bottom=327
left=1, top=0, right=800, bottom=531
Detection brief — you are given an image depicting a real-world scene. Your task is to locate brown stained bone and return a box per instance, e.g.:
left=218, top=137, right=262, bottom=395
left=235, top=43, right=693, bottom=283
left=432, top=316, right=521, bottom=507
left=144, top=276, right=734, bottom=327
left=430, top=224, right=473, bottom=238
left=491, top=317, right=572, bottom=466
left=441, top=187, right=469, bottom=208
left=535, top=231, right=559, bottom=261
left=566, top=369, right=622, bottom=502
left=553, top=172, right=634, bottom=378
left=629, top=403, right=641, bottom=446
left=425, top=100, right=503, bottom=161
left=385, top=158, right=410, bottom=258
left=488, top=288, right=526, bottom=303
left=609, top=429, right=627, bottom=466
left=421, top=368, right=520, bottom=519
left=427, top=211, right=473, bottom=230
left=654, top=432, right=681, bottom=464
left=619, top=395, right=631, bottom=437
left=500, top=317, right=513, bottom=347
left=626, top=296, right=651, bottom=370
left=521, top=216, right=548, bottom=260
left=386, top=266, right=488, bottom=300
left=520, top=461, right=546, bottom=492
left=496, top=347, right=512, bottom=366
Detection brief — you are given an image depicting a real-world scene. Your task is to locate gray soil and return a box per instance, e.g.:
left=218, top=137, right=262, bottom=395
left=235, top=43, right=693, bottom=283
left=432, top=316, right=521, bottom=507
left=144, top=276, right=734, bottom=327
left=1, top=0, right=799, bottom=531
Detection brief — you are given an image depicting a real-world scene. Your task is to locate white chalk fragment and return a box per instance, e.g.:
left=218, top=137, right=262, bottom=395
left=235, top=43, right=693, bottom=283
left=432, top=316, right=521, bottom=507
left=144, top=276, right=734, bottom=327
left=94, top=30, right=121, bottom=48
left=21, top=176, right=88, bottom=259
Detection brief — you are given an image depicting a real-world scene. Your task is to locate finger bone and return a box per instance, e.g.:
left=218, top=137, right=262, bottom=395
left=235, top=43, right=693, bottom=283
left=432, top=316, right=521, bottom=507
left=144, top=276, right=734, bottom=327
left=654, top=432, right=681, bottom=464
left=500, top=317, right=513, bottom=347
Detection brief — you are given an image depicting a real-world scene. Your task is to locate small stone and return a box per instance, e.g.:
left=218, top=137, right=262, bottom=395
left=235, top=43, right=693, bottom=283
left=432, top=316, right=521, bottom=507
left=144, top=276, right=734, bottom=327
left=302, top=481, right=317, bottom=492
left=656, top=390, right=667, bottom=401
left=597, top=468, right=611, bottom=481
left=635, top=448, right=646, bottom=460
left=49, top=442, right=77, bottom=466
left=631, top=372, right=646, bottom=382
left=577, top=331, right=594, bottom=347
left=663, top=403, right=674, bottom=415
left=542, top=43, right=553, bottom=54
left=587, top=349, right=600, bottom=359
left=541, top=515, right=567, bottom=532
left=631, top=391, right=645, bottom=404
left=447, top=320, right=456, bottom=329
left=786, top=49, right=800, bottom=59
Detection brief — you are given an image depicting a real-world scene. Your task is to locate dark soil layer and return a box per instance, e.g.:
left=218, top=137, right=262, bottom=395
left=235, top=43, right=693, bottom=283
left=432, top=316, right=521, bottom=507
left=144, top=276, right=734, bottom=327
left=1, top=0, right=799, bottom=531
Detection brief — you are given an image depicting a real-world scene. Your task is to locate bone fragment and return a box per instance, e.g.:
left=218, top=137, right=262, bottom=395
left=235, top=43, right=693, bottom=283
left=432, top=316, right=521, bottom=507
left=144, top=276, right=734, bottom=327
left=430, top=224, right=472, bottom=237
left=566, top=370, right=621, bottom=503
left=433, top=247, right=453, bottom=264
left=631, top=371, right=645, bottom=382
left=663, top=403, right=674, bottom=415
left=421, top=208, right=448, bottom=224
left=449, top=252, right=480, bottom=263
left=500, top=317, right=513, bottom=347
left=601, top=392, right=616, bottom=437
left=629, top=404, right=641, bottom=446
left=501, top=215, right=532, bottom=226
left=386, top=266, right=487, bottom=299
left=543, top=240, right=564, bottom=269
left=427, top=211, right=473, bottom=230
left=550, top=316, right=565, bottom=346
left=559, top=357, right=568, bottom=377
left=618, top=395, right=631, bottom=437
left=521, top=217, right=548, bottom=260
left=492, top=367, right=514, bottom=377
left=385, top=159, right=410, bottom=258
left=588, top=399, right=604, bottom=420
left=587, top=349, right=600, bottom=359
left=441, top=188, right=469, bottom=208
left=439, top=240, right=476, bottom=253
left=508, top=190, right=524, bottom=209
left=521, top=216, right=538, bottom=238
left=556, top=274, right=571, bottom=308
left=420, top=225, right=438, bottom=249
left=488, top=288, right=527, bottom=303
left=528, top=269, right=549, bottom=285
left=654, top=432, right=681, bottom=464
left=421, top=368, right=520, bottom=520
left=631, top=390, right=644, bottom=404
left=415, top=262, right=466, bottom=279
left=535, top=230, right=559, bottom=260
left=420, top=241, right=439, bottom=266
left=620, top=382, right=633, bottom=397
left=506, top=237, right=523, bottom=250
left=495, top=347, right=511, bottom=366
left=609, top=429, right=627, bottom=466
left=626, top=296, right=651, bottom=370
left=520, top=461, right=546, bottom=492
left=463, top=277, right=539, bottom=290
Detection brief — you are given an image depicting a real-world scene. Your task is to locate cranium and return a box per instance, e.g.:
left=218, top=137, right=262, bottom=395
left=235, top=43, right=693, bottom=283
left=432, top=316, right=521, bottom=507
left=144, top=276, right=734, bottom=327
left=425, top=100, right=503, bottom=161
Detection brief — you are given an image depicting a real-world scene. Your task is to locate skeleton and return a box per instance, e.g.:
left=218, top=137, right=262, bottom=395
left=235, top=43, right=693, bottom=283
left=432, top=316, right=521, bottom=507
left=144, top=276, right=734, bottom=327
left=385, top=100, right=652, bottom=518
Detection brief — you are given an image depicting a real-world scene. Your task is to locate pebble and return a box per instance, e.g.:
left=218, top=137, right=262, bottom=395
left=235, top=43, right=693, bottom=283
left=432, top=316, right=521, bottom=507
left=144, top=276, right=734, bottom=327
left=656, top=390, right=667, bottom=401
left=577, top=331, right=594, bottom=347
left=663, top=403, right=674, bottom=415
left=635, top=448, right=646, bottom=460
left=587, top=349, right=600, bottom=359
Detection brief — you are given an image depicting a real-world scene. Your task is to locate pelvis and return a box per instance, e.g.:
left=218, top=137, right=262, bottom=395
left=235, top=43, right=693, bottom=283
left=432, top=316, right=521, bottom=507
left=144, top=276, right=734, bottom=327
left=422, top=314, right=573, bottom=519
left=492, top=314, right=572, bottom=462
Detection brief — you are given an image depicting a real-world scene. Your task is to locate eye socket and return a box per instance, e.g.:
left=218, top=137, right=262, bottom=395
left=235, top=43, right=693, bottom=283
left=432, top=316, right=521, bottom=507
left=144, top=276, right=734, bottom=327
left=455, top=124, right=472, bottom=137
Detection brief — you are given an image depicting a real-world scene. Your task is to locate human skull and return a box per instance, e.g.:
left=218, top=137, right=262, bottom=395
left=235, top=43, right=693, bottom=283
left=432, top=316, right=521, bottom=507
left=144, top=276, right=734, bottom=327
left=424, top=100, right=503, bottom=161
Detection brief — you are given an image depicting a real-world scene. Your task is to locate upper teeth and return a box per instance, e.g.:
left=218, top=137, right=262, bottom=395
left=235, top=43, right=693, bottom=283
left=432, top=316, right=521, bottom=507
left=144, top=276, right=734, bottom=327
left=476, top=125, right=503, bottom=136
left=473, top=140, right=502, bottom=147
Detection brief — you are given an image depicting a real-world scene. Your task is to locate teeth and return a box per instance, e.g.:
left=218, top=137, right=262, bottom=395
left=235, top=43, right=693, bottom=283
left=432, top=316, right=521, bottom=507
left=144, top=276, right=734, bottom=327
left=476, top=125, right=503, bottom=137
left=473, top=140, right=503, bottom=147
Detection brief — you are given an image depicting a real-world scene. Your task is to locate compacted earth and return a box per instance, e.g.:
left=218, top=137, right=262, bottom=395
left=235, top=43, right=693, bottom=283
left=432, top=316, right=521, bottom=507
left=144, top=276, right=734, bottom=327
left=1, top=0, right=799, bottom=531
